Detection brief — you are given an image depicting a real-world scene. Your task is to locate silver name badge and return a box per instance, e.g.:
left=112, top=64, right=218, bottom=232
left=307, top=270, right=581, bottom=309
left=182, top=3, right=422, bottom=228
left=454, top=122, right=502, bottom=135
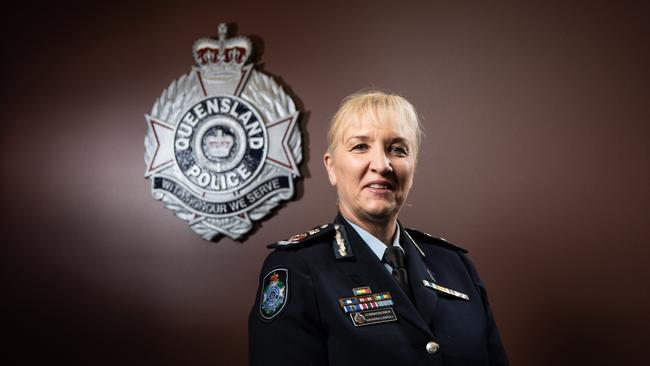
left=144, top=24, right=302, bottom=241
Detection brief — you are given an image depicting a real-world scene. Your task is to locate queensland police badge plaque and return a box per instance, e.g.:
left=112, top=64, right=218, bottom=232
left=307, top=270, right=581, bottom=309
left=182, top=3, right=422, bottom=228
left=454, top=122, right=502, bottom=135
left=144, top=24, right=302, bottom=240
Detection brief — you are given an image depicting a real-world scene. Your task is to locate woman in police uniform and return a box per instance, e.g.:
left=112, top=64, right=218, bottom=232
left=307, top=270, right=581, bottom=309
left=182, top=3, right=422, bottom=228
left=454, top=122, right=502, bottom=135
left=249, top=91, right=509, bottom=366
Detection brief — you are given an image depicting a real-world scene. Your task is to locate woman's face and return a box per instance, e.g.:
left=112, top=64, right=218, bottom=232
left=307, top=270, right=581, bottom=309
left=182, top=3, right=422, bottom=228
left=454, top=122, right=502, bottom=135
left=324, top=113, right=416, bottom=224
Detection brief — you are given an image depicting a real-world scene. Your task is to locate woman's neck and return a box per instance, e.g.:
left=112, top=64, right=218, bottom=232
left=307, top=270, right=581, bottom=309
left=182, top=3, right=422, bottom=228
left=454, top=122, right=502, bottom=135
left=340, top=208, right=398, bottom=246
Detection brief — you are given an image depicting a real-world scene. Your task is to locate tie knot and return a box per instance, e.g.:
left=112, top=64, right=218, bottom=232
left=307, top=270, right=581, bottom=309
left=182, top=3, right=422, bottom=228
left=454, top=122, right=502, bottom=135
left=383, top=245, right=405, bottom=269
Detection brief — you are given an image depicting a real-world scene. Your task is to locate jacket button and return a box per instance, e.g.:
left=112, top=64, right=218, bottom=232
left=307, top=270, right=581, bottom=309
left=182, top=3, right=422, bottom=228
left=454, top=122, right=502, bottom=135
left=425, top=341, right=440, bottom=354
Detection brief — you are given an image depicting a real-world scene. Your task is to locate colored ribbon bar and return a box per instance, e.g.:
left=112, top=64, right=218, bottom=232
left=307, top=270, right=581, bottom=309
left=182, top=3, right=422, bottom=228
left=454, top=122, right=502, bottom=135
left=339, top=292, right=392, bottom=307
left=352, top=287, right=372, bottom=295
left=342, top=300, right=395, bottom=314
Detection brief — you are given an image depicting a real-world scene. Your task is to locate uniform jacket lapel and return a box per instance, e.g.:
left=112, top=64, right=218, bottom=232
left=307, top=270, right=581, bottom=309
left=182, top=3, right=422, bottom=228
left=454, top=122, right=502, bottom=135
left=401, top=227, right=439, bottom=330
left=333, top=215, right=434, bottom=338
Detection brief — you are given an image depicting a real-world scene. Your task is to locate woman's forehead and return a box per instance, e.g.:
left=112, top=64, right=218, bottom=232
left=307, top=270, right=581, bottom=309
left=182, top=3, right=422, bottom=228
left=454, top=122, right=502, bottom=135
left=341, top=112, right=414, bottom=141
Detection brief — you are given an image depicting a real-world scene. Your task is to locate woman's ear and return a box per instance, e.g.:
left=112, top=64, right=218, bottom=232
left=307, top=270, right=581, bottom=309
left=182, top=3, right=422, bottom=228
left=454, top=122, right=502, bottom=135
left=323, top=152, right=337, bottom=186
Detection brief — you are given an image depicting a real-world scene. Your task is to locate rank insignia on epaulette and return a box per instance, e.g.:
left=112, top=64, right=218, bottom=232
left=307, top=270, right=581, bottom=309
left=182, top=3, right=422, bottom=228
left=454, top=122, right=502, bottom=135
left=289, top=224, right=328, bottom=242
left=272, top=224, right=331, bottom=247
left=259, top=268, right=289, bottom=321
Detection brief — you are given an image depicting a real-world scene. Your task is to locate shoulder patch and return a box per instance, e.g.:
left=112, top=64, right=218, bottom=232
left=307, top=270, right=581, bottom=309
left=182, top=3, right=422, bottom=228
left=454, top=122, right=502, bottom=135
left=405, top=228, right=468, bottom=253
left=267, top=224, right=334, bottom=250
left=259, top=268, right=289, bottom=321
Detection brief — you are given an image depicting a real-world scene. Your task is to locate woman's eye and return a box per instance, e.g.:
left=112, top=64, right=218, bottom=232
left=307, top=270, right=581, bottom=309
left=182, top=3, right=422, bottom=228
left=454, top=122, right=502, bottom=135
left=351, top=143, right=369, bottom=151
left=390, top=146, right=408, bottom=156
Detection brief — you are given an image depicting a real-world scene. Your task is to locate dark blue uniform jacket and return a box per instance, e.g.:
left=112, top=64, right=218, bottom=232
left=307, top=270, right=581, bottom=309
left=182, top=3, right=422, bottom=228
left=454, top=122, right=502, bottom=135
left=249, top=214, right=509, bottom=366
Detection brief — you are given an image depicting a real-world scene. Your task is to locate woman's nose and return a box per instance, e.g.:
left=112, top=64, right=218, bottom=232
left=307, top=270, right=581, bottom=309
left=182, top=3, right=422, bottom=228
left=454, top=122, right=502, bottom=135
left=369, top=148, right=393, bottom=174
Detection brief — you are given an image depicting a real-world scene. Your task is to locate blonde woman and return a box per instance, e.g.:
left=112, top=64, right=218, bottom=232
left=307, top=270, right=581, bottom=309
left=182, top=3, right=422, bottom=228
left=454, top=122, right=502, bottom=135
left=249, top=91, right=509, bottom=366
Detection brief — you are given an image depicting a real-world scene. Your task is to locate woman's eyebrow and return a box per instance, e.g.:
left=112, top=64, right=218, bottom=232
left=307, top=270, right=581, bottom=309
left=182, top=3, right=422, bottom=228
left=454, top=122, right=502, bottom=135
left=391, top=137, right=409, bottom=145
left=344, top=135, right=370, bottom=143
left=344, top=136, right=410, bottom=145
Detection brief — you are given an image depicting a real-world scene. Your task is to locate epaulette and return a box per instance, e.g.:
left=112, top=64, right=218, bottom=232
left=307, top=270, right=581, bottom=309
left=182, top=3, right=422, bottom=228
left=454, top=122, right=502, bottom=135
left=267, top=223, right=335, bottom=250
left=404, top=228, right=468, bottom=253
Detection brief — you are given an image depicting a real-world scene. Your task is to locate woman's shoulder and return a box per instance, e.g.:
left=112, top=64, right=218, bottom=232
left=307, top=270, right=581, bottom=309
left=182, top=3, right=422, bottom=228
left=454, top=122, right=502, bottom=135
left=267, top=223, right=336, bottom=251
left=403, top=227, right=468, bottom=254
left=259, top=222, right=340, bottom=273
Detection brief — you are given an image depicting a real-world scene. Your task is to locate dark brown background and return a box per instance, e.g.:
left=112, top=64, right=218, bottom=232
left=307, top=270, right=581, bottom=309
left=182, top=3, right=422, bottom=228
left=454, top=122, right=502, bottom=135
left=3, top=1, right=649, bottom=365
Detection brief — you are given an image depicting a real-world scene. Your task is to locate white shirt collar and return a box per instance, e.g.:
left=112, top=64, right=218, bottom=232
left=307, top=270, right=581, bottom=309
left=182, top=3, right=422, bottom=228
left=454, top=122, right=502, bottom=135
left=345, top=218, right=403, bottom=262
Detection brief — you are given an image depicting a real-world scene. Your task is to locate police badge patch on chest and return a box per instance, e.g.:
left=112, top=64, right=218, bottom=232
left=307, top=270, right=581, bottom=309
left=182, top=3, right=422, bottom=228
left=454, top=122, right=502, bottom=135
left=144, top=24, right=302, bottom=241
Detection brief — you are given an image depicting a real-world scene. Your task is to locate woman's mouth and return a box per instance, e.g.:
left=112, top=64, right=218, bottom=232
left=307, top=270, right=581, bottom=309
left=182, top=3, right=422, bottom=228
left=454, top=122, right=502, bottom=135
left=364, top=181, right=395, bottom=192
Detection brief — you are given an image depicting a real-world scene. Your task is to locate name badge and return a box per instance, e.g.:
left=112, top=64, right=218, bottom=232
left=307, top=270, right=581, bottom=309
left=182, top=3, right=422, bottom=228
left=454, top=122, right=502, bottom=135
left=350, top=308, right=398, bottom=327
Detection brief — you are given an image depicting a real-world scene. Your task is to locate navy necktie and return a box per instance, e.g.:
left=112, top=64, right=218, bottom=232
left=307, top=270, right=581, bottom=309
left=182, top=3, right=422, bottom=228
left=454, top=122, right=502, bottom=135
left=383, top=246, right=412, bottom=300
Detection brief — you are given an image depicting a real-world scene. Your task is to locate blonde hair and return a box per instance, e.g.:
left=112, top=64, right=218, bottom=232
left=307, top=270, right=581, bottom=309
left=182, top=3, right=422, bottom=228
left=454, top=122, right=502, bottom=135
left=326, top=90, right=423, bottom=157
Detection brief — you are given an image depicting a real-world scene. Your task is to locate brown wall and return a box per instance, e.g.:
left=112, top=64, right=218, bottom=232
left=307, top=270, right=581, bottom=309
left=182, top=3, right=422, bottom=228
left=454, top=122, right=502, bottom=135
left=4, top=1, right=649, bottom=365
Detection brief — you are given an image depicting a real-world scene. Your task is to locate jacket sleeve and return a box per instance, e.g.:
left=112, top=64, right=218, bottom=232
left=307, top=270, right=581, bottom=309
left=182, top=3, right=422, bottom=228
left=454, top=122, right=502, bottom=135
left=248, top=249, right=328, bottom=366
left=459, top=253, right=510, bottom=366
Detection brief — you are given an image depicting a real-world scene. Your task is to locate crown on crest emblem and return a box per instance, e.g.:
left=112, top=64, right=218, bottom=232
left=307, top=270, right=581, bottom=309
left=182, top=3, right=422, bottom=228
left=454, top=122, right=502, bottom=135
left=192, top=23, right=252, bottom=80
left=205, top=129, right=234, bottom=158
left=270, top=272, right=279, bottom=283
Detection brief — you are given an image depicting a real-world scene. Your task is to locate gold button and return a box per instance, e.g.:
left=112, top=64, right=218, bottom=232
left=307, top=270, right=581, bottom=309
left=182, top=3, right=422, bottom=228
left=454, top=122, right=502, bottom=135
left=425, top=341, right=440, bottom=354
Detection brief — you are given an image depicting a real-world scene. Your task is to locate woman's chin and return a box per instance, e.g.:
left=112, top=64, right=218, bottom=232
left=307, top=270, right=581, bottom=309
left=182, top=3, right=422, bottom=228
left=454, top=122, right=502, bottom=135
left=359, top=205, right=398, bottom=221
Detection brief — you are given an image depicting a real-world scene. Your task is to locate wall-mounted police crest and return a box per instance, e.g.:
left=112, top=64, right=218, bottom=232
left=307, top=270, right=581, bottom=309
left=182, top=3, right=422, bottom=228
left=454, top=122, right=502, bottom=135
left=144, top=24, right=302, bottom=240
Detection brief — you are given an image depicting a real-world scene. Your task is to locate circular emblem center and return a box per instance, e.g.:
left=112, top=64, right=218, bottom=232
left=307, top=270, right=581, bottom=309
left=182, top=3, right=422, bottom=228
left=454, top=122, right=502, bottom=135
left=173, top=96, right=268, bottom=193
